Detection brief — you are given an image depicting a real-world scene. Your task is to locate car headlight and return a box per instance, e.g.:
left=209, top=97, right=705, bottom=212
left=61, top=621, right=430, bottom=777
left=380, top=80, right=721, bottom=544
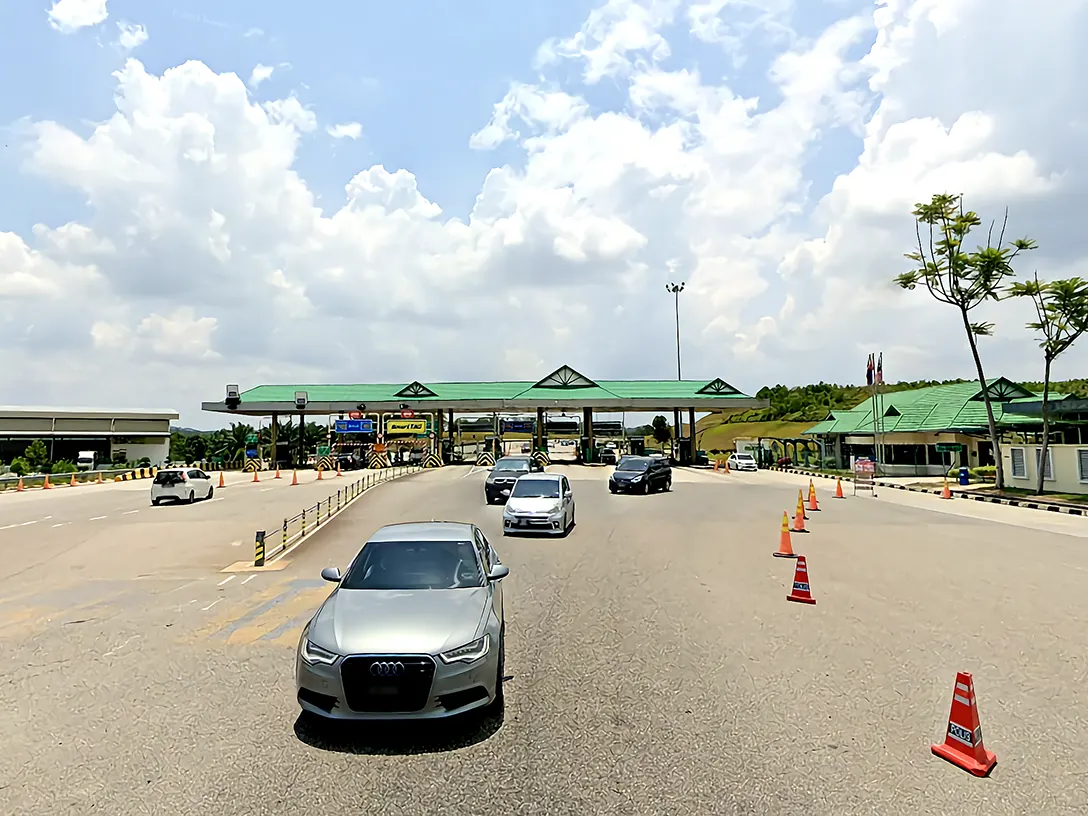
left=631, top=475, right=642, bottom=482
left=439, top=634, right=490, bottom=664
left=299, top=638, right=340, bottom=666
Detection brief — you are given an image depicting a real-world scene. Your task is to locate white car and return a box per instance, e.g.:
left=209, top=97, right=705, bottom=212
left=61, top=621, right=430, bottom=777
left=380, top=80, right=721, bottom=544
left=727, top=452, right=759, bottom=472
left=151, top=467, right=214, bottom=505
left=502, top=472, right=575, bottom=536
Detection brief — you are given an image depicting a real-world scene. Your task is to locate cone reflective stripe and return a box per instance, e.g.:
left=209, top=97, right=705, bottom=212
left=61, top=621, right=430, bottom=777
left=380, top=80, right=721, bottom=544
left=786, top=555, right=816, bottom=604
left=807, top=480, right=820, bottom=511
left=797, top=489, right=807, bottom=519
left=774, top=511, right=798, bottom=558
left=834, top=478, right=844, bottom=499
left=931, top=672, right=997, bottom=777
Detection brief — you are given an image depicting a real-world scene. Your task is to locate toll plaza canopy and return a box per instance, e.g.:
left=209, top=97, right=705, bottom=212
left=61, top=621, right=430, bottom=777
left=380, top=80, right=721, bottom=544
left=200, top=365, right=768, bottom=416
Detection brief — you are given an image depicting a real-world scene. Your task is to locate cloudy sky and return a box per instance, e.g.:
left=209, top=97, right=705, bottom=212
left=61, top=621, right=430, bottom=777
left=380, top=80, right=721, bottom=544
left=1, top=0, right=1085, bottom=426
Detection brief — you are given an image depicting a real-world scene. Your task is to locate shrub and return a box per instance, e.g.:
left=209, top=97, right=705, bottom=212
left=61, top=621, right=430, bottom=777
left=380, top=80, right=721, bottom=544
left=51, top=460, right=78, bottom=475
left=9, top=457, right=29, bottom=476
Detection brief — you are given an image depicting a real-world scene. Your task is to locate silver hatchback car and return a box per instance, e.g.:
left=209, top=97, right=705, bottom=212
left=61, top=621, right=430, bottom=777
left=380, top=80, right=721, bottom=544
left=295, top=521, right=509, bottom=722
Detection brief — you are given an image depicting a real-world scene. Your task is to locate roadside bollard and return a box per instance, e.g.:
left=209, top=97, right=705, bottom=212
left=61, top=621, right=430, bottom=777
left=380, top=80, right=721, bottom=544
left=254, top=530, right=266, bottom=567
left=301, top=507, right=307, bottom=537
left=337, top=489, right=341, bottom=510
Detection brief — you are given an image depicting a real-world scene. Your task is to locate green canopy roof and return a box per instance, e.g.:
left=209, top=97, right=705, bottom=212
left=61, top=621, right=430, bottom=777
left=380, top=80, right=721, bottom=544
left=803, top=378, right=1069, bottom=436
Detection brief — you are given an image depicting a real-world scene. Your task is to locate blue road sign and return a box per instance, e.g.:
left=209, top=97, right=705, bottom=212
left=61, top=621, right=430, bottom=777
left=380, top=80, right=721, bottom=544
left=245, top=448, right=258, bottom=458
left=500, top=419, right=534, bottom=434
left=335, top=419, right=374, bottom=434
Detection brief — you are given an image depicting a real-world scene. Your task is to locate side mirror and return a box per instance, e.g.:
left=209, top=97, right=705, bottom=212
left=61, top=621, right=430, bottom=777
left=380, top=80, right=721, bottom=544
left=320, top=566, right=341, bottom=583
left=487, top=564, right=510, bottom=582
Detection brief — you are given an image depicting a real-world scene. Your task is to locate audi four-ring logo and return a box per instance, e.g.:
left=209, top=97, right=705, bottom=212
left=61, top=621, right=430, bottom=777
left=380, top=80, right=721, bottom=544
left=370, top=661, right=406, bottom=677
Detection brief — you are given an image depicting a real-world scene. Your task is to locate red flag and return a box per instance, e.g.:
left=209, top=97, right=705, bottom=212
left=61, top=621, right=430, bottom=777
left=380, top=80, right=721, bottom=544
left=876, top=353, right=884, bottom=385
left=865, top=354, right=874, bottom=387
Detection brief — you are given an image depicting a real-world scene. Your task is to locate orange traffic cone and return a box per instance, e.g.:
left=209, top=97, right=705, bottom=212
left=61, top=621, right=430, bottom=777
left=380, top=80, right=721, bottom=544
left=834, top=478, right=844, bottom=499
left=291, top=470, right=298, bottom=486
left=218, top=471, right=225, bottom=488
left=797, top=489, right=808, bottom=519
left=317, top=466, right=324, bottom=481
left=70, top=473, right=77, bottom=486
left=931, top=672, right=997, bottom=777
left=792, top=503, right=808, bottom=533
left=336, top=463, right=342, bottom=477
left=252, top=469, right=259, bottom=483
left=807, top=480, right=820, bottom=512
left=725, top=461, right=730, bottom=473
left=786, top=555, right=816, bottom=605
left=16, top=477, right=24, bottom=492
left=43, top=475, right=52, bottom=489
left=96, top=471, right=103, bottom=484
left=774, top=512, right=798, bottom=558
left=941, top=479, right=952, bottom=500
left=274, top=466, right=282, bottom=479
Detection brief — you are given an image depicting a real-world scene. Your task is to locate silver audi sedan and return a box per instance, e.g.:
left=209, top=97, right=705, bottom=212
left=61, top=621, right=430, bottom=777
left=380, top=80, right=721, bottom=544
left=295, top=521, right=508, bottom=722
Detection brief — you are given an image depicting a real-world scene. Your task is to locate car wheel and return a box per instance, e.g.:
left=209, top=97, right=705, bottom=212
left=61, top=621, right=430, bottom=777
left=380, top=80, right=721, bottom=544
left=664, top=479, right=672, bottom=492
left=187, top=491, right=195, bottom=504
left=207, top=486, right=214, bottom=500
left=609, top=484, right=617, bottom=494
left=642, top=481, right=650, bottom=495
left=151, top=498, right=160, bottom=506
left=484, top=627, right=505, bottom=716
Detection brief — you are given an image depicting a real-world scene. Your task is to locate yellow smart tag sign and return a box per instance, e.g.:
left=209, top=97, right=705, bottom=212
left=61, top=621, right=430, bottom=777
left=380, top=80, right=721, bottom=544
left=386, top=419, right=428, bottom=435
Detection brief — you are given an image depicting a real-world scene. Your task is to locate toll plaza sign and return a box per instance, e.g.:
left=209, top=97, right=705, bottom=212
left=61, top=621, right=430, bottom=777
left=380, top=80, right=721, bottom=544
left=386, top=418, right=429, bottom=436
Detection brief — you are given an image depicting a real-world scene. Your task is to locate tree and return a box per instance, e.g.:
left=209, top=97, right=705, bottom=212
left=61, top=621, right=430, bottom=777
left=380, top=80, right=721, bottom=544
left=23, top=439, right=50, bottom=474
left=651, top=415, right=672, bottom=446
left=895, top=193, right=1036, bottom=489
left=1007, top=274, right=1088, bottom=494
left=169, top=432, right=190, bottom=463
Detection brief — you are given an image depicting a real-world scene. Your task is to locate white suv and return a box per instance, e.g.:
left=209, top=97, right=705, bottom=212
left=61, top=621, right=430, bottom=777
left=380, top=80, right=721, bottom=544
left=151, top=468, right=214, bottom=505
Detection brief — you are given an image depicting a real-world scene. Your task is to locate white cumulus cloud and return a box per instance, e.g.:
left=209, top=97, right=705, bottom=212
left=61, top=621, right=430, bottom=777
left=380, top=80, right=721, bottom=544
left=4, top=0, right=1087, bottom=421
left=47, top=0, right=108, bottom=33
left=248, top=63, right=275, bottom=88
left=116, top=20, right=147, bottom=51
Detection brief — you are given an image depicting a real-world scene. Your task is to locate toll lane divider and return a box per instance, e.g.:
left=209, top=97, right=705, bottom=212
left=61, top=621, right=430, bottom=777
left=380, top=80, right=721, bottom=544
left=765, top=465, right=1086, bottom=517
left=0, top=466, right=160, bottom=492
left=254, top=466, right=423, bottom=566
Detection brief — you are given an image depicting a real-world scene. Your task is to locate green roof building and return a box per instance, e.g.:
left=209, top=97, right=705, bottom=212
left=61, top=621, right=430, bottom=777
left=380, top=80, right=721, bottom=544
left=802, top=377, right=1080, bottom=476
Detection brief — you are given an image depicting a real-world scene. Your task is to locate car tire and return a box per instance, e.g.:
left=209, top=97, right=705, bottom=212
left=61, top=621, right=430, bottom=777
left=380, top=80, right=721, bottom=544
left=642, top=481, right=650, bottom=495
left=484, top=627, right=505, bottom=717
left=664, top=479, right=672, bottom=492
left=187, top=491, right=195, bottom=504
left=207, top=486, right=214, bottom=500
left=151, top=498, right=160, bottom=506
left=609, top=484, right=617, bottom=494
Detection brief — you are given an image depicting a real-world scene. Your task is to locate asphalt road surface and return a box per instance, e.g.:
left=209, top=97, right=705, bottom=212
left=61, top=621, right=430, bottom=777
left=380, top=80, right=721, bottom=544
left=1, top=464, right=1086, bottom=815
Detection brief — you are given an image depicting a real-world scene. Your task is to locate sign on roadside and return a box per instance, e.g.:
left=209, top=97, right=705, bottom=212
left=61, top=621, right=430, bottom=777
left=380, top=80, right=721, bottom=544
left=400, top=410, right=416, bottom=419
left=935, top=443, right=964, bottom=453
left=245, top=434, right=258, bottom=444
left=335, top=419, right=374, bottom=434
left=348, top=411, right=363, bottom=420
left=317, top=445, right=331, bottom=456
left=853, top=457, right=876, bottom=497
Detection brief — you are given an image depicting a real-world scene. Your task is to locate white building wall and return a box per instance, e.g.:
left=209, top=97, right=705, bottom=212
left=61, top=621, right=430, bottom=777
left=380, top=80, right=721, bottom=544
left=111, top=439, right=169, bottom=467
left=1001, top=443, right=1088, bottom=495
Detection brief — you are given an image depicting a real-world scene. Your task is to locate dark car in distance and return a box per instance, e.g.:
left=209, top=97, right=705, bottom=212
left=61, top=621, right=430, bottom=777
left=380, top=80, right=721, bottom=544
left=485, top=456, right=532, bottom=504
left=609, top=455, right=672, bottom=494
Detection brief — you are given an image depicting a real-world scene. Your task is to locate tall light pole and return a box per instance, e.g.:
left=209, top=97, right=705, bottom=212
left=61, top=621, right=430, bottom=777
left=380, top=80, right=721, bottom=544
left=666, top=282, right=685, bottom=456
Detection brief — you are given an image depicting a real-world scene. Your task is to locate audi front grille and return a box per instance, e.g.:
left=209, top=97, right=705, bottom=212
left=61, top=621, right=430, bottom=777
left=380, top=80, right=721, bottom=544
left=339, top=655, right=437, bottom=713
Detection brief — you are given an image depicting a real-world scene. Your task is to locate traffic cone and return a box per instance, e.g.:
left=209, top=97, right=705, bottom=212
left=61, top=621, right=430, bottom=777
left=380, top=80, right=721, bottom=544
left=252, top=469, right=259, bottom=483
left=274, top=466, right=282, bottom=479
left=797, top=489, right=808, bottom=519
left=941, top=479, right=952, bottom=500
left=43, top=475, right=52, bottom=489
left=725, top=461, right=730, bottom=473
left=931, top=672, right=997, bottom=777
left=218, top=471, right=225, bottom=488
left=317, top=466, right=324, bottom=481
left=786, top=555, right=816, bottom=604
left=336, top=463, right=342, bottom=477
left=807, top=480, right=820, bottom=512
left=96, top=472, right=103, bottom=484
left=834, top=478, right=844, bottom=499
left=774, top=512, right=798, bottom=558
left=291, top=470, right=298, bottom=486
left=17, top=477, right=24, bottom=492
left=792, top=504, right=809, bottom=533
left=70, top=473, right=77, bottom=486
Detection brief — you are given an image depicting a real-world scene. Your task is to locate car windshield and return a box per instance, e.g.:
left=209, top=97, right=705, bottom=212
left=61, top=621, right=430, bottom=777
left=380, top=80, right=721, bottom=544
left=340, top=540, right=484, bottom=590
left=494, top=459, right=530, bottom=472
left=510, top=478, right=560, bottom=499
left=617, top=459, right=649, bottom=472
left=735, top=454, right=754, bottom=460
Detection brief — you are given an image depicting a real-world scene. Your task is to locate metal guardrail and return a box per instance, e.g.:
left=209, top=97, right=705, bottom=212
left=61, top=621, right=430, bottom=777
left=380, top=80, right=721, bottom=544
left=254, top=465, right=421, bottom=565
left=0, top=467, right=142, bottom=491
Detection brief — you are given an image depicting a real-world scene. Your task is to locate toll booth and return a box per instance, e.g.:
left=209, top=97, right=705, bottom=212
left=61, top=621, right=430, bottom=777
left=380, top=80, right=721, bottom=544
left=440, top=438, right=453, bottom=464
left=628, top=438, right=646, bottom=456
left=579, top=436, right=594, bottom=463
left=676, top=439, right=694, bottom=466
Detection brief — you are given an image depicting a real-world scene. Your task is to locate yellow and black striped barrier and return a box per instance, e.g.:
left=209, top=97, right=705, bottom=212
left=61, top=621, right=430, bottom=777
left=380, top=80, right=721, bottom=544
left=367, top=451, right=391, bottom=469
left=476, top=451, right=496, bottom=467
left=532, top=450, right=550, bottom=468
left=253, top=530, right=266, bottom=567
left=422, top=452, right=443, bottom=468
left=115, top=467, right=158, bottom=482
left=243, top=459, right=262, bottom=472
left=318, top=455, right=334, bottom=471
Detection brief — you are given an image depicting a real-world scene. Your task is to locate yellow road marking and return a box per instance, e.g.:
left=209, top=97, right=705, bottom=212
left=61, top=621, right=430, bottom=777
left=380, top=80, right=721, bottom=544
left=224, top=586, right=331, bottom=645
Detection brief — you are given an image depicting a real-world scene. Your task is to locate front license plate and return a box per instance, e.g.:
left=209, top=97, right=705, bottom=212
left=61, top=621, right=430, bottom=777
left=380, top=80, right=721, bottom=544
left=367, top=685, right=400, bottom=696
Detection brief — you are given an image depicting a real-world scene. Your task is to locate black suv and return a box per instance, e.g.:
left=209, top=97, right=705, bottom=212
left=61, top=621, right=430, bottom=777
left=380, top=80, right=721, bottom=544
left=485, top=456, right=533, bottom=504
left=609, top=455, right=672, bottom=494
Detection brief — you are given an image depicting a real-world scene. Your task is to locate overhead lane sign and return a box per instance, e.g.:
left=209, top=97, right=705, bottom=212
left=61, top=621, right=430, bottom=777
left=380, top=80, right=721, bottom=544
left=335, top=419, right=374, bottom=434
left=386, top=419, right=429, bottom=436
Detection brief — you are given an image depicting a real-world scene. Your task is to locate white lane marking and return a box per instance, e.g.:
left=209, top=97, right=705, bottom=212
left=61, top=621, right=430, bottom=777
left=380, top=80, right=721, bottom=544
left=0, top=524, right=15, bottom=531
left=260, top=487, right=273, bottom=492
left=20, top=521, right=36, bottom=527
left=217, top=576, right=235, bottom=587
left=229, top=539, right=242, bottom=547
left=52, top=523, right=67, bottom=528
left=89, top=516, right=107, bottom=521
left=462, top=466, right=478, bottom=479
left=122, top=510, right=139, bottom=515
left=204, top=497, right=223, bottom=504
left=202, top=599, right=222, bottom=611
left=43, top=515, right=52, bottom=520
left=242, top=575, right=256, bottom=585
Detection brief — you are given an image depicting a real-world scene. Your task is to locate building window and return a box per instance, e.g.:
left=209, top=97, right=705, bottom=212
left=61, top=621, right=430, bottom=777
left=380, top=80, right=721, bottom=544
left=1010, top=448, right=1027, bottom=479
left=1035, top=447, right=1054, bottom=482
left=1078, top=449, right=1088, bottom=483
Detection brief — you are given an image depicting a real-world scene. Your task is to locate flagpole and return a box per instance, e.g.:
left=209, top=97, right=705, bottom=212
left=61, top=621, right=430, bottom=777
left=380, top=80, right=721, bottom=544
left=869, top=353, right=880, bottom=472
left=877, top=353, right=885, bottom=475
